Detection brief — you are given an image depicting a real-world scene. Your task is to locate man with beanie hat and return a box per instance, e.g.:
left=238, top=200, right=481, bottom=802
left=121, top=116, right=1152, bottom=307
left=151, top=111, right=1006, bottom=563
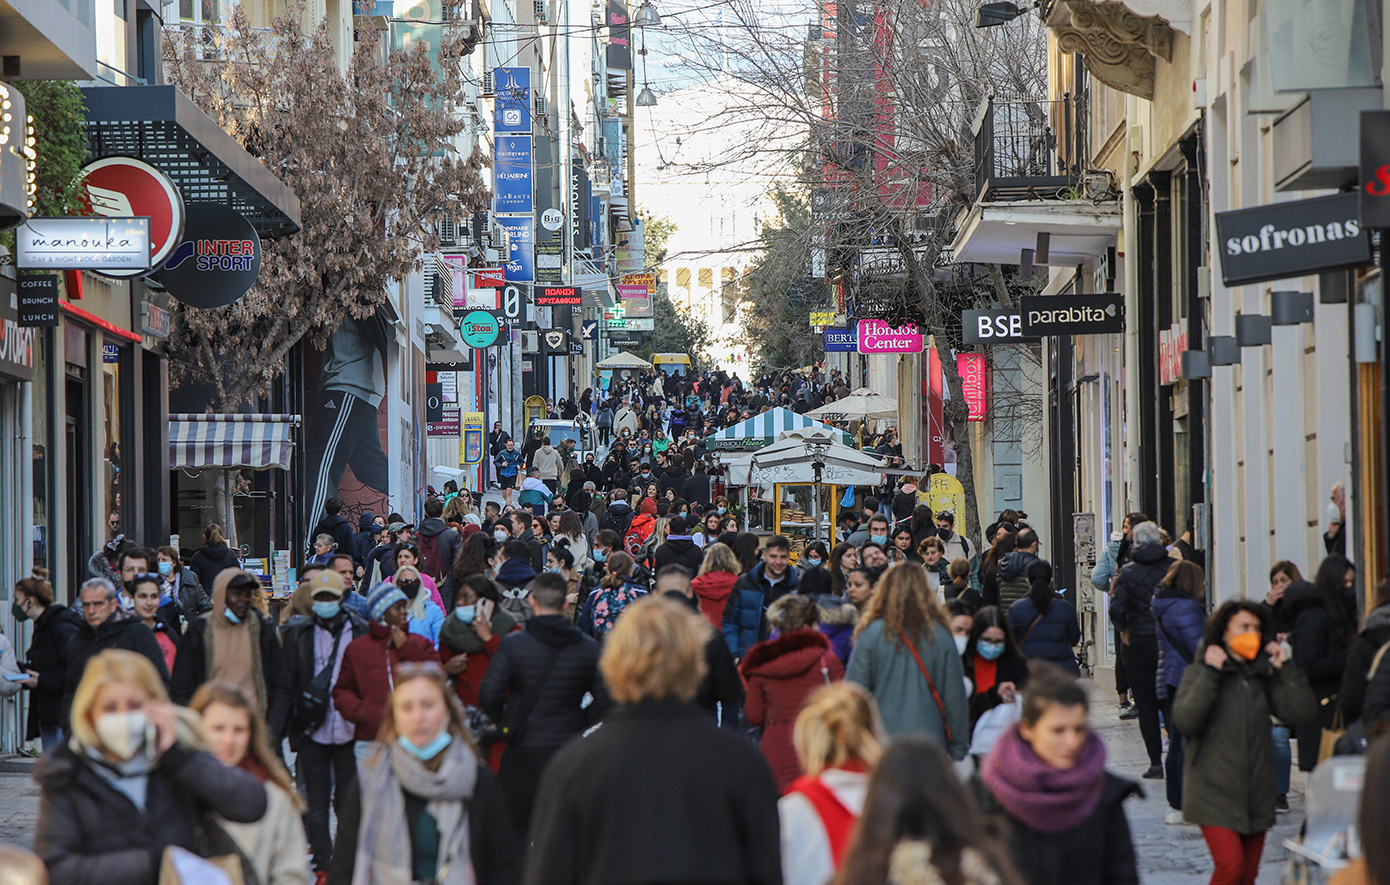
left=331, top=581, right=436, bottom=762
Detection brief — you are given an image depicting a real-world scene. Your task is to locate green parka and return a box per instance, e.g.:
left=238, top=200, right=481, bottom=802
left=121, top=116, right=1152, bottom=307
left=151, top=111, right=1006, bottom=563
left=1172, top=647, right=1317, bottom=834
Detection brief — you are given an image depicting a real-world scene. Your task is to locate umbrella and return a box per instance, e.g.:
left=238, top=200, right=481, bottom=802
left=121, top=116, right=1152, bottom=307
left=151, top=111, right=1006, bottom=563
left=596, top=351, right=654, bottom=370
left=805, top=388, right=899, bottom=422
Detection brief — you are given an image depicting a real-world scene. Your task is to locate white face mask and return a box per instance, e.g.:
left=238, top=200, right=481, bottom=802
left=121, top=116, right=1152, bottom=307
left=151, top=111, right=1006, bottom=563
left=493, top=529, right=509, bottom=543
left=953, top=634, right=969, bottom=656
left=94, top=710, right=151, bottom=760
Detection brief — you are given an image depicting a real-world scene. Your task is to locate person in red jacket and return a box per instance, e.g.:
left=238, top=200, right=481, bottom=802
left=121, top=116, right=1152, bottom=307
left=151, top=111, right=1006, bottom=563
left=440, top=575, right=519, bottom=772
left=691, top=542, right=740, bottom=629
left=331, top=581, right=435, bottom=763
left=740, top=594, right=844, bottom=791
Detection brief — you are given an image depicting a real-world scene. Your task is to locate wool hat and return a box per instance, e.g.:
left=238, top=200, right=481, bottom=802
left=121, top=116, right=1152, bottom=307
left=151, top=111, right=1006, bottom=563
left=640, top=497, right=659, bottom=516
left=366, top=581, right=407, bottom=622
left=308, top=570, right=346, bottom=599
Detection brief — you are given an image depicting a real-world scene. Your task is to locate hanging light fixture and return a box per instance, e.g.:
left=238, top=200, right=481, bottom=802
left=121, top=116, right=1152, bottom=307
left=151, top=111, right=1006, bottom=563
left=636, top=84, right=658, bottom=106
left=633, top=0, right=661, bottom=26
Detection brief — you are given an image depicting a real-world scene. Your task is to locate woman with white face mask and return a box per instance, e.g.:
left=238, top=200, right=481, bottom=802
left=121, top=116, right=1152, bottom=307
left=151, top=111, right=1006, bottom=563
left=32, top=649, right=268, bottom=885
left=331, top=662, right=521, bottom=885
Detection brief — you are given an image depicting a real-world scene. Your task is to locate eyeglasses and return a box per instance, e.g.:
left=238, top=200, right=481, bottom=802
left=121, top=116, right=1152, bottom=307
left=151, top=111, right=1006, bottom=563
left=392, top=660, right=446, bottom=679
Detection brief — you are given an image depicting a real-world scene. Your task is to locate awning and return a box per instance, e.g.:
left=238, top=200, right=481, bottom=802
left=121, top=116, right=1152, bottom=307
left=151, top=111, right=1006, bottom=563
left=81, top=86, right=302, bottom=239
left=950, top=200, right=1121, bottom=265
left=727, top=429, right=885, bottom=486
left=706, top=407, right=854, bottom=451
left=170, top=414, right=300, bottom=470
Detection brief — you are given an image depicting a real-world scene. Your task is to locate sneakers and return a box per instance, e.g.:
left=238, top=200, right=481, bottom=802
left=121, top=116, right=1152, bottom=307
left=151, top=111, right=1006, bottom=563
left=1165, top=809, right=1186, bottom=826
left=1119, top=706, right=1140, bottom=721
left=1142, top=764, right=1164, bottom=779
left=1275, top=794, right=1290, bottom=813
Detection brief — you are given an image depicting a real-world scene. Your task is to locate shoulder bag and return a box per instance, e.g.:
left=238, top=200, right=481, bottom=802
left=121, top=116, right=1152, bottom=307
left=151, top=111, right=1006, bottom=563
left=497, top=643, right=564, bottom=745
left=898, top=626, right=952, bottom=742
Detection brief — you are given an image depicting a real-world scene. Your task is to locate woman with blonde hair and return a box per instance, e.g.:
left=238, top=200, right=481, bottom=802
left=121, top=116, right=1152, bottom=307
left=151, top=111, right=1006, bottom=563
left=33, top=650, right=268, bottom=885
left=691, top=542, right=740, bottom=628
left=191, top=683, right=311, bottom=885
left=781, top=683, right=883, bottom=885
left=331, top=661, right=520, bottom=885
left=526, top=596, right=782, bottom=885
left=846, top=563, right=970, bottom=757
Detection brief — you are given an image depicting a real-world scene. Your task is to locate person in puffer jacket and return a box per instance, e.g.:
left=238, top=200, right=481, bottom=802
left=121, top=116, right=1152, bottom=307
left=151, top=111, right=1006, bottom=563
left=722, top=537, right=799, bottom=661
left=1109, top=521, right=1171, bottom=778
left=1150, top=559, right=1206, bottom=819
left=1005, top=559, right=1079, bottom=675
left=818, top=600, right=859, bottom=665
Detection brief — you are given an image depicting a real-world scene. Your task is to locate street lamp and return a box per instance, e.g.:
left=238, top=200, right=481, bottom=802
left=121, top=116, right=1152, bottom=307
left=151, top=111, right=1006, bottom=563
left=804, top=438, right=831, bottom=543
left=975, top=1, right=1029, bottom=27
left=636, top=84, right=658, bottom=106
left=633, top=0, right=661, bottom=27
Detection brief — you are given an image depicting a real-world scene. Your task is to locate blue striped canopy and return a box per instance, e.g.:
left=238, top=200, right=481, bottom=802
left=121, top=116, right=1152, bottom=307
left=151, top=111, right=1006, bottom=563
left=705, top=407, right=854, bottom=451
left=169, top=413, right=300, bottom=470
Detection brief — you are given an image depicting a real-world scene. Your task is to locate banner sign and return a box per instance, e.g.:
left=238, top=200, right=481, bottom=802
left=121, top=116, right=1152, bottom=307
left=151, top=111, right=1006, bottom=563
left=1215, top=192, right=1369, bottom=286
left=856, top=319, right=923, bottom=353
left=957, top=353, right=987, bottom=421
left=493, top=67, right=532, bottom=133
left=538, top=286, right=581, bottom=305
left=17, top=273, right=58, bottom=327
left=535, top=240, right=562, bottom=283
left=622, top=272, right=656, bottom=294
left=961, top=309, right=1040, bottom=345
left=496, top=216, right=534, bottom=282
left=822, top=328, right=856, bottom=351
left=18, top=217, right=151, bottom=271
left=1019, top=293, right=1124, bottom=337
left=606, top=0, right=631, bottom=69
left=494, top=135, right=534, bottom=214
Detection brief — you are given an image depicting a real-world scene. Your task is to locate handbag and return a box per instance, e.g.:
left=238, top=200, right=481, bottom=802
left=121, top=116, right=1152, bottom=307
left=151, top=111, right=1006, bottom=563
left=159, top=846, right=245, bottom=885
left=1018, top=613, right=1045, bottom=645
left=497, top=644, right=564, bottom=745
left=898, top=627, right=952, bottom=742
left=295, top=627, right=347, bottom=732
left=1317, top=700, right=1345, bottom=764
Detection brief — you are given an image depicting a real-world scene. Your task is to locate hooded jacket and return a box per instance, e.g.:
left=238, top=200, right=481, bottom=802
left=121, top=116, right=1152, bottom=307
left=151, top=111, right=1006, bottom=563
left=190, top=542, right=241, bottom=591
left=532, top=444, right=563, bottom=480
left=1283, top=579, right=1352, bottom=700
left=61, top=612, right=170, bottom=730
left=1109, top=542, right=1170, bottom=637
left=331, top=620, right=437, bottom=741
left=309, top=512, right=357, bottom=562
left=722, top=561, right=800, bottom=660
left=1006, top=595, right=1080, bottom=674
left=995, top=550, right=1038, bottom=611
left=170, top=570, right=292, bottom=740
left=740, top=628, right=845, bottom=791
left=658, top=464, right=689, bottom=498
left=818, top=602, right=859, bottom=664
left=26, top=604, right=82, bottom=739
left=653, top=536, right=703, bottom=573
left=1341, top=603, right=1390, bottom=723
left=416, top=516, right=463, bottom=602
left=691, top=571, right=738, bottom=629
left=599, top=500, right=635, bottom=537
left=1151, top=585, right=1205, bottom=696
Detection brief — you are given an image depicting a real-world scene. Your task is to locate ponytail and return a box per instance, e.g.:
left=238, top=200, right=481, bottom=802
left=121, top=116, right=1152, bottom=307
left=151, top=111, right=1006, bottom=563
left=1026, top=558, right=1055, bottom=614
left=793, top=683, right=883, bottom=777
left=601, top=551, right=635, bottom=589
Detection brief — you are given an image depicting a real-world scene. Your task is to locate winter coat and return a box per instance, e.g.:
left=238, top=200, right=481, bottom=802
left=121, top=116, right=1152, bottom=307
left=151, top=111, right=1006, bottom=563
left=963, top=650, right=1029, bottom=730
left=818, top=603, right=859, bottom=664
left=740, top=629, right=845, bottom=791
left=478, top=614, right=611, bottom=752
left=682, top=470, right=713, bottom=506
left=1006, top=596, right=1080, bottom=675
left=32, top=741, right=269, bottom=885
left=613, top=407, right=640, bottom=436
left=1089, top=537, right=1122, bottom=593
left=524, top=699, right=783, bottom=885
left=1172, top=648, right=1318, bottom=832
left=722, top=562, right=800, bottom=660
left=598, top=501, right=634, bottom=537
left=1109, top=542, right=1170, bottom=637
left=24, top=604, right=82, bottom=740
left=218, top=783, right=311, bottom=885
left=170, top=608, right=292, bottom=741
left=982, top=772, right=1141, bottom=885
left=190, top=542, right=240, bottom=590
left=1283, top=580, right=1352, bottom=702
left=595, top=407, right=614, bottom=429
left=331, top=621, right=437, bottom=741
left=280, top=609, right=370, bottom=744
left=845, top=620, right=970, bottom=759
left=692, top=571, right=738, bottom=629
left=61, top=615, right=170, bottom=730
left=1150, top=587, right=1205, bottom=697
left=164, top=567, right=213, bottom=627
left=330, top=753, right=520, bottom=885
left=659, top=465, right=689, bottom=498
left=416, top=516, right=464, bottom=603
left=995, top=551, right=1037, bottom=611
left=1341, top=604, right=1390, bottom=724
left=309, top=513, right=357, bottom=561
left=532, top=444, right=563, bottom=480
left=654, top=537, right=703, bottom=573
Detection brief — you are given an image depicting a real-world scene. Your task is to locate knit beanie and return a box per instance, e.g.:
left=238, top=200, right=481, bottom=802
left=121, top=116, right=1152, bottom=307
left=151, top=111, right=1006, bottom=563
left=366, top=581, right=408, bottom=623
left=641, top=497, right=658, bottom=516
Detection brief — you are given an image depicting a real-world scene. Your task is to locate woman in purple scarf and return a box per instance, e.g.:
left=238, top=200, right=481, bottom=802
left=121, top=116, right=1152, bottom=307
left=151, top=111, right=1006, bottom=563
left=980, top=665, right=1140, bottom=885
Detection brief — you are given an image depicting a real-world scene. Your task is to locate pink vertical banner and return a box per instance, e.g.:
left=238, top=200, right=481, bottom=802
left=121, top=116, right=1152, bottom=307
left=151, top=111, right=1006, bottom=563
left=925, top=347, right=945, bottom=466
left=957, top=353, right=988, bottom=421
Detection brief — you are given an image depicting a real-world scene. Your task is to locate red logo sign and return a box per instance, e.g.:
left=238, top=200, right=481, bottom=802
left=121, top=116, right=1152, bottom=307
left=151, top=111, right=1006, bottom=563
left=956, top=353, right=988, bottom=422
left=538, top=286, right=581, bottom=305
left=80, top=156, right=185, bottom=278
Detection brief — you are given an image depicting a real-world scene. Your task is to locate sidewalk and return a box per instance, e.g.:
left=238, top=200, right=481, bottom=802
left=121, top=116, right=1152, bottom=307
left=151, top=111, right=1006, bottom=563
left=1083, top=678, right=1306, bottom=885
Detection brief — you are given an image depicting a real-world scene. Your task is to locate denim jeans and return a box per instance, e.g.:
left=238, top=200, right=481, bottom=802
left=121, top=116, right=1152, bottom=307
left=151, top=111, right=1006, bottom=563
left=297, top=739, right=358, bottom=872
left=39, top=727, right=62, bottom=752
left=1272, top=724, right=1292, bottom=795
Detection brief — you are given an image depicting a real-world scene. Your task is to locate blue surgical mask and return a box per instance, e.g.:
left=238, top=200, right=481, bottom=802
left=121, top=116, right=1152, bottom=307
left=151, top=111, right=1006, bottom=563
left=312, top=600, right=341, bottom=620
left=717, top=507, right=727, bottom=515
left=454, top=605, right=476, bottom=624
left=593, top=549, right=607, bottom=563
left=224, top=608, right=241, bottom=625
left=546, top=565, right=562, bottom=574
left=978, top=640, right=1006, bottom=661
left=804, top=558, right=822, bottom=568
left=398, top=731, right=452, bottom=761
left=870, top=534, right=888, bottom=546
left=157, top=561, right=174, bottom=577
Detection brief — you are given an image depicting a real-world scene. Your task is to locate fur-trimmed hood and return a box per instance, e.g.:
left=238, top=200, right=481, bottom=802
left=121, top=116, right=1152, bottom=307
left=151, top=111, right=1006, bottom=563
left=819, top=602, right=860, bottom=627
left=739, top=628, right=832, bottom=678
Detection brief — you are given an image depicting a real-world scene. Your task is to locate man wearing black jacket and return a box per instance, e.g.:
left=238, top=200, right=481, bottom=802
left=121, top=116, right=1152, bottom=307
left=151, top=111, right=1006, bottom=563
left=655, top=565, right=742, bottom=726
left=653, top=516, right=704, bottom=573
left=308, top=496, right=358, bottom=563
left=599, top=490, right=635, bottom=537
left=479, top=573, right=611, bottom=838
left=61, top=578, right=170, bottom=729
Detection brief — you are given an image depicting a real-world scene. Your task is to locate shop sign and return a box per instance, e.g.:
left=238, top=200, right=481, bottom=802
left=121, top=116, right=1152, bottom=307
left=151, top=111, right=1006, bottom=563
left=856, top=318, right=923, bottom=353
left=957, top=353, right=987, bottom=421
left=0, top=287, right=36, bottom=381
left=151, top=203, right=262, bottom=309
left=1215, top=193, right=1370, bottom=286
left=606, top=0, right=631, bottom=69
left=497, top=216, right=534, bottom=282
left=1019, top=293, right=1124, bottom=337
left=494, top=67, right=532, bottom=133
left=80, top=156, right=186, bottom=278
left=809, top=310, right=842, bottom=327
left=961, top=309, right=1041, bottom=345
left=617, top=282, right=651, bottom=316
left=17, top=274, right=58, bottom=327
left=622, top=272, right=656, bottom=294
left=543, top=329, right=570, bottom=352
left=427, top=406, right=461, bottom=436
left=459, top=310, right=501, bottom=348
left=494, top=136, right=534, bottom=214
left=1159, top=320, right=1188, bottom=386
left=17, top=217, right=151, bottom=270
left=822, top=328, right=856, bottom=351
left=609, top=335, right=641, bottom=348
left=625, top=318, right=654, bottom=331
left=102, top=342, right=120, bottom=363
left=140, top=302, right=171, bottom=338
left=1360, top=111, right=1390, bottom=228
left=540, top=208, right=563, bottom=231
left=535, top=240, right=561, bottom=284
left=538, top=286, right=581, bottom=306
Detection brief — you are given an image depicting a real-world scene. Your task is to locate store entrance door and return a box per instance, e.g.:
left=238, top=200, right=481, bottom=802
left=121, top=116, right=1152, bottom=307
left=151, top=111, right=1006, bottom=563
left=66, top=370, right=90, bottom=599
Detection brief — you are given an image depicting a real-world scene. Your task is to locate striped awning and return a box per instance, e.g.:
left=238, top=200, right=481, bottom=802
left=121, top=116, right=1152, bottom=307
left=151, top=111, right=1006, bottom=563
left=169, top=414, right=300, bottom=470
left=706, top=407, right=854, bottom=451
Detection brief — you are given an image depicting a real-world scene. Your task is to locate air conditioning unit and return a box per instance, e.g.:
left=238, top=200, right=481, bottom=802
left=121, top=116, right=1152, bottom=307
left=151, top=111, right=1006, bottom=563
left=534, top=0, right=547, bottom=21
left=481, top=70, right=494, bottom=96
left=520, top=330, right=540, bottom=352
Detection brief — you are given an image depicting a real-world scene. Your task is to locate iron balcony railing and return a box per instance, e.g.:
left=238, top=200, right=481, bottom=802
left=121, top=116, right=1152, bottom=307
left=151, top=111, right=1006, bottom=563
left=971, top=94, right=1084, bottom=201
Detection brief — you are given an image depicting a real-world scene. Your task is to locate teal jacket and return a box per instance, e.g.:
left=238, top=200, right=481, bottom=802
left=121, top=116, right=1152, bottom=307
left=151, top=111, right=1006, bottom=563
left=845, top=619, right=970, bottom=759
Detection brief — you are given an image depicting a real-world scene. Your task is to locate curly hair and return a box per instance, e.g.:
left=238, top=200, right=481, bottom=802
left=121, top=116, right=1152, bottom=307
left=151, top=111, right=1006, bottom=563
left=854, top=563, right=948, bottom=644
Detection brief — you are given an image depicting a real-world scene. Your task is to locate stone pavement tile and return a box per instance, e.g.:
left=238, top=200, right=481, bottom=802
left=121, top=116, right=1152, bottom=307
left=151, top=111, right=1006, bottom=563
left=0, top=771, right=38, bottom=850
left=1082, top=679, right=1306, bottom=885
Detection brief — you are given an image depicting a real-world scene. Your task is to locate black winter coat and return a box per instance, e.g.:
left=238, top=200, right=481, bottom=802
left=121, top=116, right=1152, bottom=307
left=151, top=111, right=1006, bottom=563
left=1006, top=596, right=1080, bottom=675
left=984, top=772, right=1141, bottom=885
left=33, top=742, right=269, bottom=885
left=478, top=615, right=611, bottom=752
left=681, top=471, right=713, bottom=506
left=189, top=543, right=240, bottom=591
left=1110, top=542, right=1170, bottom=637
left=169, top=613, right=292, bottom=740
left=654, top=537, right=703, bottom=573
left=1340, top=604, right=1390, bottom=724
left=330, top=758, right=520, bottom=885
left=61, top=616, right=170, bottom=729
left=658, top=465, right=689, bottom=498
left=24, top=604, right=82, bottom=739
left=310, top=513, right=358, bottom=561
left=280, top=610, right=370, bottom=746
left=1283, top=580, right=1352, bottom=701
left=524, top=700, right=782, bottom=885
left=598, top=502, right=635, bottom=537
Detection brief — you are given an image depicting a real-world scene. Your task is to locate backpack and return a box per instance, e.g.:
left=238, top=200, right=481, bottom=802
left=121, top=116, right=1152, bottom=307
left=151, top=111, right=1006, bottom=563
left=590, top=580, right=648, bottom=638
left=624, top=514, right=656, bottom=556
left=417, top=532, right=447, bottom=582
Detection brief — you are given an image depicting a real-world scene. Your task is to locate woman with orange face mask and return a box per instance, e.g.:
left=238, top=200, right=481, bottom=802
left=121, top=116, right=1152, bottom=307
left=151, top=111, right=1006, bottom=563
left=1172, top=601, right=1318, bottom=885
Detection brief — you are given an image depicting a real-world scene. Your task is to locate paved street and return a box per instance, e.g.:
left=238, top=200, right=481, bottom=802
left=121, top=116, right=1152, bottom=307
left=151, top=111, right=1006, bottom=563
left=0, top=684, right=1308, bottom=883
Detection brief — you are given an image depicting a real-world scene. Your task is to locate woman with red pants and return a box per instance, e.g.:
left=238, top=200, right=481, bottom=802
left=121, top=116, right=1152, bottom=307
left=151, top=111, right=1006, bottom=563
left=1173, top=600, right=1317, bottom=885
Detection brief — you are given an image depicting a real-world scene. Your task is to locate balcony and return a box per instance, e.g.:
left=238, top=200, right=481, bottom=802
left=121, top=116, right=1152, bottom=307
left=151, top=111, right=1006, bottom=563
left=0, top=0, right=98, bottom=78
left=972, top=95, right=1082, bottom=203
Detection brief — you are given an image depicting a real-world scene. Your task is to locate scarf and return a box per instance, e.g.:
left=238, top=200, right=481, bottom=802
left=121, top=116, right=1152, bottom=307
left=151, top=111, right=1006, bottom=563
left=83, top=745, right=156, bottom=811
left=353, top=739, right=478, bottom=885
left=208, top=603, right=265, bottom=719
left=440, top=606, right=518, bottom=655
left=980, top=725, right=1107, bottom=834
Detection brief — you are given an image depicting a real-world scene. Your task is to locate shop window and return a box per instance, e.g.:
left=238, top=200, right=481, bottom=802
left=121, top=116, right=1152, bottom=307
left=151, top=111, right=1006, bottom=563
left=101, top=341, right=127, bottom=543
left=31, top=335, right=49, bottom=571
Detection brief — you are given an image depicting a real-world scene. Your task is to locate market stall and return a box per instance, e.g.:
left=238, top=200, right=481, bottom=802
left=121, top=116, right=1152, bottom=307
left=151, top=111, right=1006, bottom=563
left=706, top=407, right=854, bottom=453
